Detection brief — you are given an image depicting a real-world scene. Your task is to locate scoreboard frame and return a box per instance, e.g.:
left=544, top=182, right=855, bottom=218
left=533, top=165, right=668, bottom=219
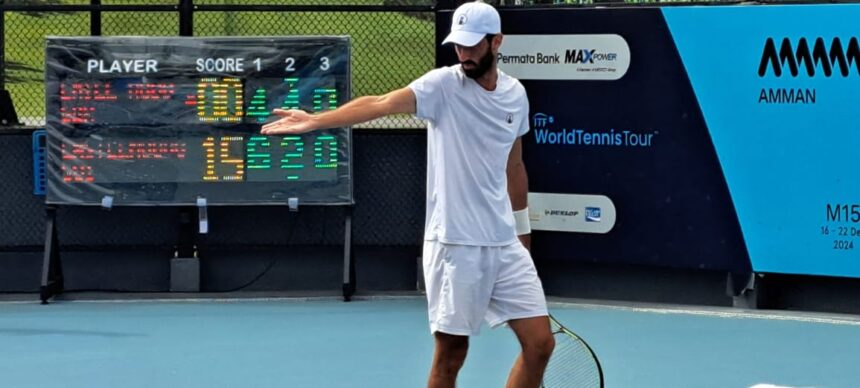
left=44, top=35, right=354, bottom=207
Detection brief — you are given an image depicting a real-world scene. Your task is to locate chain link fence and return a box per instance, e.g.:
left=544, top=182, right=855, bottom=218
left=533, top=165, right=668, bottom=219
left=1, top=0, right=818, bottom=126
left=2, top=0, right=435, bottom=127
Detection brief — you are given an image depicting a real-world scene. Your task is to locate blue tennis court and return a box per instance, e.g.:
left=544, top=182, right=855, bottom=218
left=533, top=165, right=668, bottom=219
left=2, top=296, right=858, bottom=388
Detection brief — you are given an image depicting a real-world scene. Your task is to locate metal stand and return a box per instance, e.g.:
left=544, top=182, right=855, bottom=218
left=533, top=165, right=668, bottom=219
left=40, top=203, right=357, bottom=302
left=39, top=206, right=204, bottom=302
left=727, top=271, right=760, bottom=309
left=171, top=208, right=200, bottom=292
left=342, top=206, right=356, bottom=301
left=40, top=206, right=64, bottom=304
left=0, top=90, right=19, bottom=126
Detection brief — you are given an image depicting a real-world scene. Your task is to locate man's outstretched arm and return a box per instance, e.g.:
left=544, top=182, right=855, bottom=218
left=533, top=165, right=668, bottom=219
left=261, top=87, right=417, bottom=135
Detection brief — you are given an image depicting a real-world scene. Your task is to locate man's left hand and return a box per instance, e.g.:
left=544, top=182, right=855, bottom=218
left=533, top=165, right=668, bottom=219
left=518, top=234, right=531, bottom=251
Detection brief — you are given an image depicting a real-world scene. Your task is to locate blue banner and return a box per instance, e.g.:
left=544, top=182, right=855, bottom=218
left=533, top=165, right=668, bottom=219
left=663, top=5, right=860, bottom=277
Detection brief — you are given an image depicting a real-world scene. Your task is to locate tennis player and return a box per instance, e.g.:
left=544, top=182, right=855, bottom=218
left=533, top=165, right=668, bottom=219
left=261, top=2, right=554, bottom=387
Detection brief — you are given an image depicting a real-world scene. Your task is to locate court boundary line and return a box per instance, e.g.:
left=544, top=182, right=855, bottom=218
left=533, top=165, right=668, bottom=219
left=3, top=293, right=859, bottom=326
left=547, top=299, right=860, bottom=327
left=0, top=293, right=420, bottom=305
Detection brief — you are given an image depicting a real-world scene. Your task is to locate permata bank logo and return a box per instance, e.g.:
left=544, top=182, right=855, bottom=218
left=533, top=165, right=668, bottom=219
left=498, top=35, right=631, bottom=81
left=531, top=113, right=658, bottom=148
left=756, top=37, right=860, bottom=105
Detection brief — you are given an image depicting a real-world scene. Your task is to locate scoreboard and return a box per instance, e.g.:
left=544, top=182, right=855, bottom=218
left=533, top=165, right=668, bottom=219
left=45, top=36, right=352, bottom=205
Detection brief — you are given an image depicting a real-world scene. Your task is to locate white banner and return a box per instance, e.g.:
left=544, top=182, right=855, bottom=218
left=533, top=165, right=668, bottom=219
left=498, top=34, right=631, bottom=80
left=528, top=192, right=617, bottom=234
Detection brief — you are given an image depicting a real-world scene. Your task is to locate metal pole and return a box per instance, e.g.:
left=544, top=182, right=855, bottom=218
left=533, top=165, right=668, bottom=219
left=1, top=0, right=6, bottom=91
left=224, top=0, right=236, bottom=36
left=179, top=0, right=193, bottom=37
left=436, top=0, right=456, bottom=10
left=91, top=0, right=101, bottom=36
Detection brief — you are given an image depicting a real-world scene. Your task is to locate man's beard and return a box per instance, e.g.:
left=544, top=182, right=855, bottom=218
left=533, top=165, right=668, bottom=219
left=461, top=46, right=494, bottom=79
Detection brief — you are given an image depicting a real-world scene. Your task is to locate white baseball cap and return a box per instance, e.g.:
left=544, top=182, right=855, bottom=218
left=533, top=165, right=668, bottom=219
left=442, top=1, right=501, bottom=47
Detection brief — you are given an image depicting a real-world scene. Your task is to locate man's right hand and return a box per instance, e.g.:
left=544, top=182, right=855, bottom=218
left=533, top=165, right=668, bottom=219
left=260, top=109, right=318, bottom=135
left=260, top=87, right=417, bottom=135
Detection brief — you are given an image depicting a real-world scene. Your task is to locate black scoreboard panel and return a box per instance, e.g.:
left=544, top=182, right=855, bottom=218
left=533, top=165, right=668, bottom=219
left=45, top=36, right=352, bottom=205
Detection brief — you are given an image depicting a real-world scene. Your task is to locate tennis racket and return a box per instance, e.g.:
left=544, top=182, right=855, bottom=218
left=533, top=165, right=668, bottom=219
left=541, top=314, right=604, bottom=388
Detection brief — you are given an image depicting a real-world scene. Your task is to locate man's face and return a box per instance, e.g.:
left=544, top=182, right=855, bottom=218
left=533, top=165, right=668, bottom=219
left=455, top=37, right=495, bottom=79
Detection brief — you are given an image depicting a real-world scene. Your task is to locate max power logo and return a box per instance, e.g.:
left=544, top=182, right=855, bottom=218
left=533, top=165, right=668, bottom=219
left=757, top=37, right=859, bottom=105
left=564, top=49, right=618, bottom=64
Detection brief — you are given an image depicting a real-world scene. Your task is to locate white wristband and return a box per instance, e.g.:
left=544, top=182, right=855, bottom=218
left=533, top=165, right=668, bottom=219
left=513, top=207, right=531, bottom=235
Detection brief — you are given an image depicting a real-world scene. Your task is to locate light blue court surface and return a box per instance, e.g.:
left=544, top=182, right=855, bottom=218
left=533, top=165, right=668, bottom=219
left=2, top=297, right=859, bottom=388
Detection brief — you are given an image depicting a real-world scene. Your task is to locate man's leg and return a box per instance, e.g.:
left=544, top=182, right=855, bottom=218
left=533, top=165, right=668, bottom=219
left=428, top=332, right=469, bottom=388
left=483, top=242, right=554, bottom=387
left=505, top=314, right=555, bottom=388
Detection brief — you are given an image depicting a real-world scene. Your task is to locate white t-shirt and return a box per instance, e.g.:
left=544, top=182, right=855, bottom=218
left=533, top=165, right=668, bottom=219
left=408, top=65, right=530, bottom=246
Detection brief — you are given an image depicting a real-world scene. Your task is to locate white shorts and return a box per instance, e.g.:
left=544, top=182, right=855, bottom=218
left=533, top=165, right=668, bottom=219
left=422, top=240, right=548, bottom=336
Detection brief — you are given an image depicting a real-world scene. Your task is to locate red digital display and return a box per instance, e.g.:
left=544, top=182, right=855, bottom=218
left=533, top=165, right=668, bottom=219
left=61, top=140, right=190, bottom=183
left=127, top=82, right=176, bottom=101
left=61, top=141, right=187, bottom=161
left=60, top=81, right=118, bottom=124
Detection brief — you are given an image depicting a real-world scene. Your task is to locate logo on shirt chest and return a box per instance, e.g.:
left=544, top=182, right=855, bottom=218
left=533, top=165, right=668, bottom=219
left=505, top=113, right=514, bottom=125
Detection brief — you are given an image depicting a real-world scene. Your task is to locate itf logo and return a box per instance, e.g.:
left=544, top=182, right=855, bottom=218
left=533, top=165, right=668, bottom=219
left=585, top=207, right=601, bottom=222
left=533, top=113, right=554, bottom=129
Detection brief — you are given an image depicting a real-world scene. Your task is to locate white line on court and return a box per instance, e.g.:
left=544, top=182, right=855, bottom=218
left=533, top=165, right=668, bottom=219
left=3, top=294, right=860, bottom=327
left=548, top=299, right=860, bottom=327
left=0, top=293, right=420, bottom=305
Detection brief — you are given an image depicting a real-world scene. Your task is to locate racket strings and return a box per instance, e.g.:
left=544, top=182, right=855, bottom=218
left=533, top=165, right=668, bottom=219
left=541, top=331, right=602, bottom=388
